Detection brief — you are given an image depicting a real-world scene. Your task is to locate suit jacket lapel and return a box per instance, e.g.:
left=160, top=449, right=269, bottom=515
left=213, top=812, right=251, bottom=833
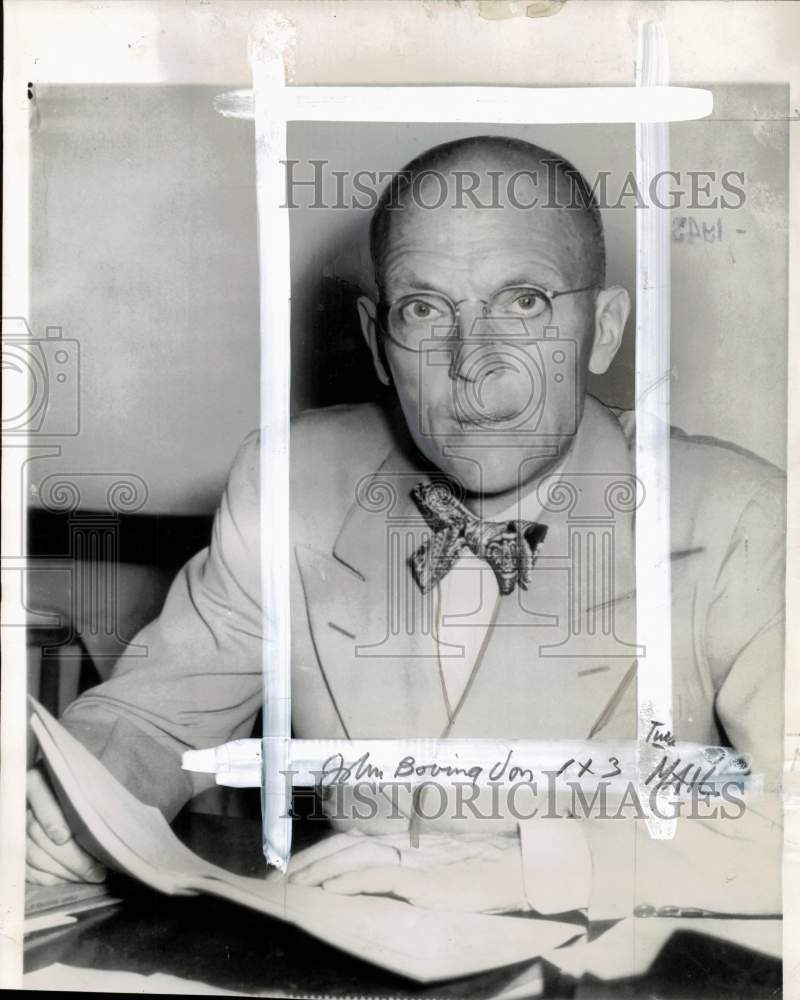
left=295, top=446, right=451, bottom=738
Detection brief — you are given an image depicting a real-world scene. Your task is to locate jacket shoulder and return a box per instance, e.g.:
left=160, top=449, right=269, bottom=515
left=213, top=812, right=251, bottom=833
left=290, top=403, right=397, bottom=543
left=291, top=402, right=394, bottom=460
left=226, top=428, right=260, bottom=502
left=613, top=408, right=785, bottom=548
left=224, top=403, right=394, bottom=496
left=672, top=429, right=785, bottom=553
left=221, top=405, right=395, bottom=553
left=669, top=426, right=785, bottom=505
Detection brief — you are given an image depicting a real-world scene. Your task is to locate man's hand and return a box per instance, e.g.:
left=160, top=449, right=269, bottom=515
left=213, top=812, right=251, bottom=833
left=288, top=830, right=528, bottom=913
left=26, top=767, right=106, bottom=885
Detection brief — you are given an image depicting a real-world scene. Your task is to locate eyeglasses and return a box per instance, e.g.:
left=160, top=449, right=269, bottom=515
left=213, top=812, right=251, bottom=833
left=378, top=282, right=600, bottom=352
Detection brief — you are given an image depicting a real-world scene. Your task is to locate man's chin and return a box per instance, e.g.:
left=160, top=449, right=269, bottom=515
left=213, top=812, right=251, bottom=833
left=409, top=422, right=569, bottom=496
left=421, top=448, right=537, bottom=498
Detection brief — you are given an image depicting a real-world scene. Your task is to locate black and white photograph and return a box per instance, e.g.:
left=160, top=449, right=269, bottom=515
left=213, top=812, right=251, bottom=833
left=2, top=2, right=797, bottom=998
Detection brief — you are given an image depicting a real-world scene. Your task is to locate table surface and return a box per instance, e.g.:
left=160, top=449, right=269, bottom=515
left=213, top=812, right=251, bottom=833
left=23, top=812, right=782, bottom=999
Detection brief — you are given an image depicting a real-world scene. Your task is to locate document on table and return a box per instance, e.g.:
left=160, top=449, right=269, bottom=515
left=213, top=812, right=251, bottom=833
left=28, top=699, right=582, bottom=984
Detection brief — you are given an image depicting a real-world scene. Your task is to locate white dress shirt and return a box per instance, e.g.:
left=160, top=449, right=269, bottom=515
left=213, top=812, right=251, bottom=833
left=433, top=469, right=593, bottom=914
left=434, top=476, right=554, bottom=718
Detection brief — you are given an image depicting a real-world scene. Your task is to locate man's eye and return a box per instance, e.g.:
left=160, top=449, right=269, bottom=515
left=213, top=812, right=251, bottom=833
left=402, top=299, right=442, bottom=322
left=510, top=292, right=547, bottom=316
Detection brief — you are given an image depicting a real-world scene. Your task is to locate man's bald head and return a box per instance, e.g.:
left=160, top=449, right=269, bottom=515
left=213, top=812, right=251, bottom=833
left=369, top=135, right=605, bottom=295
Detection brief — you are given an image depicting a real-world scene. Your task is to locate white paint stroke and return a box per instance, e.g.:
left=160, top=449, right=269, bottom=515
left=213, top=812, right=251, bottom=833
left=183, top=737, right=752, bottom=793
left=252, top=46, right=292, bottom=873
left=635, top=20, right=677, bottom=840
left=215, top=84, right=712, bottom=124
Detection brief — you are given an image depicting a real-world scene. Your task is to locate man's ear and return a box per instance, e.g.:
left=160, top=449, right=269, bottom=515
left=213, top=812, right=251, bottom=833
left=357, top=295, right=392, bottom=386
left=589, top=286, right=630, bottom=375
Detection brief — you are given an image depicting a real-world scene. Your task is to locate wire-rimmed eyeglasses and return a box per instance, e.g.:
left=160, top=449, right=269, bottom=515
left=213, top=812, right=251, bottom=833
left=378, top=282, right=600, bottom=351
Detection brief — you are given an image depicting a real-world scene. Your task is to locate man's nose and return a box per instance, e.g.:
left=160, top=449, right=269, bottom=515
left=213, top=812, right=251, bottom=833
left=454, top=300, right=486, bottom=340
left=448, top=304, right=503, bottom=383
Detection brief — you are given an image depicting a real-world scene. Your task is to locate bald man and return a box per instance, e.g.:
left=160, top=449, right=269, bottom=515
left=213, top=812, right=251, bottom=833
left=27, top=138, right=785, bottom=943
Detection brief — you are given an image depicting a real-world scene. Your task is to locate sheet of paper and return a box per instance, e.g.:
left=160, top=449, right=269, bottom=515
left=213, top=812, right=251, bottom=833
left=24, top=913, right=78, bottom=935
left=29, top=700, right=584, bottom=983
left=26, top=882, right=109, bottom=917
left=23, top=963, right=286, bottom=996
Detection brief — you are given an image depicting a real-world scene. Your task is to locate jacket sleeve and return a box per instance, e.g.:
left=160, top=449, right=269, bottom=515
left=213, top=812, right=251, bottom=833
left=60, top=432, right=262, bottom=820
left=520, top=476, right=786, bottom=923
left=520, top=790, right=782, bottom=921
left=706, top=476, right=786, bottom=780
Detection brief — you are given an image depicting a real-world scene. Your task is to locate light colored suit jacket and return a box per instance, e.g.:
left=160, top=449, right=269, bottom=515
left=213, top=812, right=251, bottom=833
left=61, top=396, right=786, bottom=919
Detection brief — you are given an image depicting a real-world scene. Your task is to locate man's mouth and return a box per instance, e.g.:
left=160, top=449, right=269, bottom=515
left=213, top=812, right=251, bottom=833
left=456, top=406, right=518, bottom=427
left=454, top=368, right=533, bottom=426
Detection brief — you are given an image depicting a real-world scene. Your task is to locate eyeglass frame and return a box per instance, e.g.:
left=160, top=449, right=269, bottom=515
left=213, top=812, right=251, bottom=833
left=376, top=281, right=602, bottom=352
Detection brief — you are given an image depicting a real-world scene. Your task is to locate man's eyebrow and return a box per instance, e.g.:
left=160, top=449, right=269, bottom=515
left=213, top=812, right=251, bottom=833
left=390, top=272, right=560, bottom=295
left=390, top=273, right=450, bottom=295
left=496, top=273, right=553, bottom=288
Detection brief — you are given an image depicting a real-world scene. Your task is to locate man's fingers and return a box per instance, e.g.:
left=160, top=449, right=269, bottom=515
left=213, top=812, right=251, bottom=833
left=26, top=811, right=105, bottom=883
left=27, top=768, right=71, bottom=845
left=290, top=840, right=399, bottom=886
left=286, top=831, right=364, bottom=879
left=26, top=863, right=66, bottom=886
left=26, top=839, right=83, bottom=883
left=322, top=866, right=429, bottom=900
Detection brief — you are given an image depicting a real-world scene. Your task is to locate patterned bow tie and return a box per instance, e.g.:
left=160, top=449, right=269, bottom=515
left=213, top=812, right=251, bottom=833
left=409, top=482, right=548, bottom=596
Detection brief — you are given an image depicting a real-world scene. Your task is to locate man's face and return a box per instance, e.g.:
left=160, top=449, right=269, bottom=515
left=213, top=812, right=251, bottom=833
left=375, top=190, right=600, bottom=496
